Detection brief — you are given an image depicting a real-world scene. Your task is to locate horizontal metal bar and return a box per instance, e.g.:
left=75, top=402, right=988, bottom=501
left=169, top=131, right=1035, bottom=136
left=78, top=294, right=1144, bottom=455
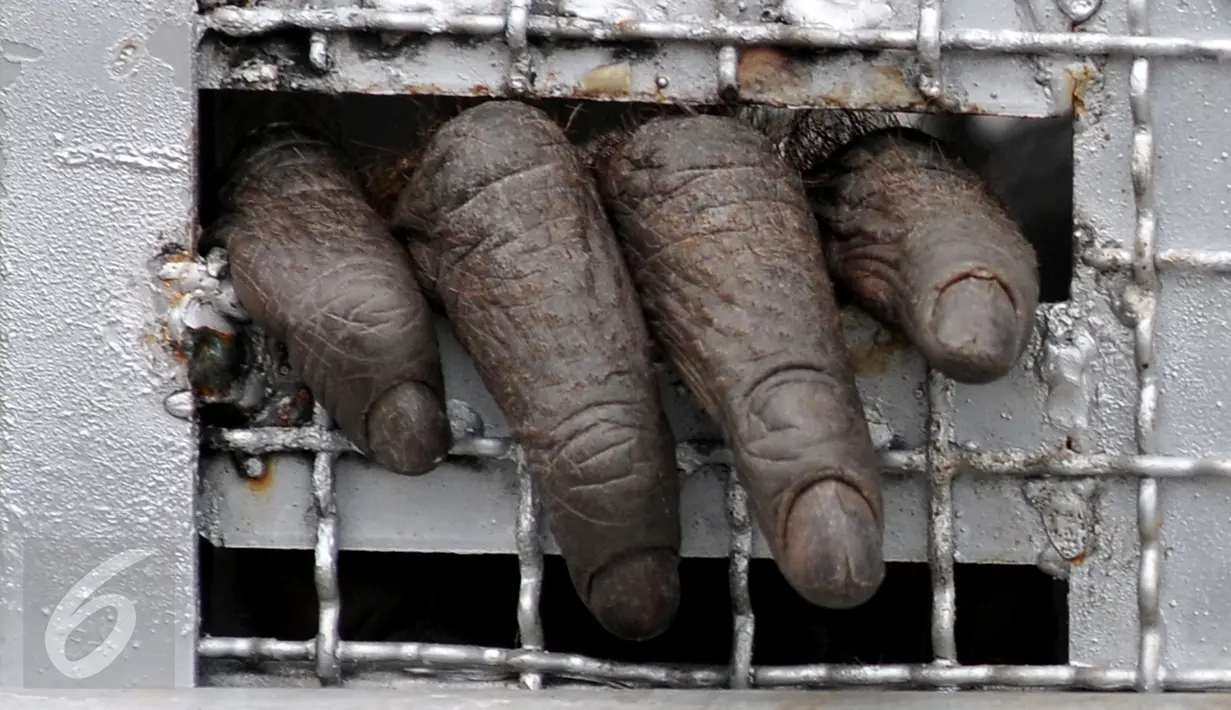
left=209, top=428, right=509, bottom=459
left=196, top=638, right=1231, bottom=691
left=201, top=7, right=1231, bottom=60
left=1085, top=247, right=1231, bottom=274
left=12, top=689, right=1231, bottom=710
left=199, top=638, right=725, bottom=687
left=209, top=427, right=1231, bottom=479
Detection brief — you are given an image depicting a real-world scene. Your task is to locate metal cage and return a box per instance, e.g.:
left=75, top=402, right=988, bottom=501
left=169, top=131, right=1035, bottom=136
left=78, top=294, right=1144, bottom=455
left=4, top=0, right=1231, bottom=705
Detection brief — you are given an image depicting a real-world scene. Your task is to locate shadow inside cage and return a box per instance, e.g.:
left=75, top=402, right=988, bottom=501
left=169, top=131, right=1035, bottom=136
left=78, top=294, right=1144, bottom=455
left=200, top=545, right=1067, bottom=669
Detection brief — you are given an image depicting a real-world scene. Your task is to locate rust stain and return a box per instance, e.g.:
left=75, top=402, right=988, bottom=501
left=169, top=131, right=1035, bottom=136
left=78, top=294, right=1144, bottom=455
left=867, top=65, right=926, bottom=109
left=1065, top=63, right=1100, bottom=118
left=820, top=82, right=854, bottom=106
left=245, top=458, right=276, bottom=493
left=577, top=62, right=632, bottom=98
left=400, top=83, right=446, bottom=95
left=470, top=83, right=493, bottom=96
left=737, top=48, right=807, bottom=96
left=1068, top=551, right=1088, bottom=565
left=737, top=53, right=944, bottom=112
left=275, top=388, right=313, bottom=427
left=848, top=326, right=911, bottom=376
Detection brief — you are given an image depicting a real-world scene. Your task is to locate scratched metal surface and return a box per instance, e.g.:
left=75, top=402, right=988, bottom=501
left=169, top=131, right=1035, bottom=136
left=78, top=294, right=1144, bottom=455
left=194, top=0, right=1083, bottom=117
left=0, top=0, right=199, bottom=691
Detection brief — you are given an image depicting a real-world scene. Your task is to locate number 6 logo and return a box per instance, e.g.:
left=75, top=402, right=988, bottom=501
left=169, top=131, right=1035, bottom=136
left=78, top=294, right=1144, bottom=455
left=44, top=549, right=155, bottom=680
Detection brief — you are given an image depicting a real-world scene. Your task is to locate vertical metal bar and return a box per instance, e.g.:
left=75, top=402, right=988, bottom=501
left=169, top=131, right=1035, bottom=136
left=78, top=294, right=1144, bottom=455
left=1127, top=0, right=1163, bottom=692
left=916, top=0, right=943, bottom=100
left=304, top=1, right=334, bottom=72
left=311, top=403, right=343, bottom=686
left=504, top=0, right=532, bottom=95
left=514, top=447, right=546, bottom=689
left=727, top=471, right=755, bottom=689
left=920, top=0, right=956, bottom=667
left=715, top=0, right=739, bottom=101
left=308, top=32, right=331, bottom=72
left=926, top=371, right=958, bottom=667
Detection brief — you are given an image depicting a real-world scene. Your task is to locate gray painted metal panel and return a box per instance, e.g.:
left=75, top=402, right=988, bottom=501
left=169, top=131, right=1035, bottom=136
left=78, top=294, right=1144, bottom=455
left=0, top=0, right=199, bottom=691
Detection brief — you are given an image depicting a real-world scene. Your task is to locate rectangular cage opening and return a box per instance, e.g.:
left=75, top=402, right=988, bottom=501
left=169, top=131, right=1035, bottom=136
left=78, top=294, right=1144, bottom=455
left=193, top=87, right=1077, bottom=688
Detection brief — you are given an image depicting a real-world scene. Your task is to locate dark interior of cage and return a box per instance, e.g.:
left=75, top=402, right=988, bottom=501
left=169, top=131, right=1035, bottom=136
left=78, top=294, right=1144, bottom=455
left=195, top=89, right=1073, bottom=678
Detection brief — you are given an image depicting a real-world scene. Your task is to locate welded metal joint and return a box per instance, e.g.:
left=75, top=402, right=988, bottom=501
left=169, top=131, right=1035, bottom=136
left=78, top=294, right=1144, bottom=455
left=308, top=31, right=333, bottom=72
left=715, top=0, right=741, bottom=102
left=1023, top=479, right=1099, bottom=579
left=915, top=0, right=943, bottom=101
left=505, top=0, right=532, bottom=95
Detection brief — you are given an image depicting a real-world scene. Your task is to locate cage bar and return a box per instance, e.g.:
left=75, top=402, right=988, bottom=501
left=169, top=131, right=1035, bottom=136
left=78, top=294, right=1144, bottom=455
left=310, top=403, right=344, bottom=685
left=725, top=474, right=754, bottom=689
left=1126, top=0, right=1163, bottom=693
left=915, top=0, right=942, bottom=100
left=925, top=372, right=957, bottom=667
left=194, top=630, right=1231, bottom=691
left=206, top=426, right=1231, bottom=480
left=503, top=0, right=531, bottom=95
left=514, top=448, right=546, bottom=690
left=200, top=6, right=1231, bottom=60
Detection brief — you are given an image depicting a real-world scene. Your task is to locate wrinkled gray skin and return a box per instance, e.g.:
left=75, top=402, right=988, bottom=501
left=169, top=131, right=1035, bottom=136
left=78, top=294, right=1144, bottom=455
left=213, top=124, right=451, bottom=476
left=922, top=113, right=1074, bottom=303
left=393, top=101, right=682, bottom=642
left=745, top=108, right=1041, bottom=384
left=593, top=114, right=886, bottom=610
left=213, top=102, right=1046, bottom=642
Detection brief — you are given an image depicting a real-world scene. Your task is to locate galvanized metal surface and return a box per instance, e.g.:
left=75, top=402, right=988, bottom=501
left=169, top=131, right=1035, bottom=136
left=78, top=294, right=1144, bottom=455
left=0, top=0, right=198, bottom=691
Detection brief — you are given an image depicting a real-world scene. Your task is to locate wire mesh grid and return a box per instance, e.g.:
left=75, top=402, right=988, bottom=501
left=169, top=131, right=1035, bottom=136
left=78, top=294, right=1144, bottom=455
left=193, top=0, right=1231, bottom=693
